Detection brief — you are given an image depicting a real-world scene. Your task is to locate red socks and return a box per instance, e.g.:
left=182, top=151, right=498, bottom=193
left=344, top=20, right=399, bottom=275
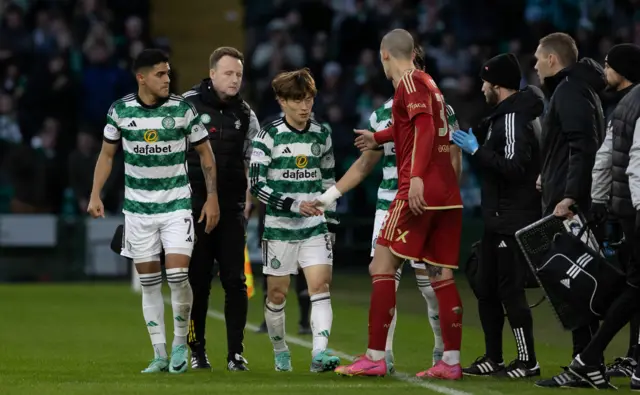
left=432, top=279, right=463, bottom=352
left=367, top=274, right=396, bottom=351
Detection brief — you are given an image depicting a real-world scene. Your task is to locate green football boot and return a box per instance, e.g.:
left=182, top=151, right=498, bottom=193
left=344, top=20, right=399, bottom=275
left=141, top=357, right=169, bottom=373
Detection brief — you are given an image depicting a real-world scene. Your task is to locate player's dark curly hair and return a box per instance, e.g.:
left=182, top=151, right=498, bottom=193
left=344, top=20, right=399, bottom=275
left=413, top=44, right=426, bottom=71
left=132, top=49, right=169, bottom=72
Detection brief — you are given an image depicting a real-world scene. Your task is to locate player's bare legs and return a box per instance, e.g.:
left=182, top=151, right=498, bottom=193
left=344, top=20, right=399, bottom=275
left=265, top=274, right=294, bottom=371
left=335, top=244, right=403, bottom=376
left=303, top=264, right=340, bottom=372
left=163, top=253, right=193, bottom=373
left=414, top=266, right=444, bottom=364
left=415, top=264, right=463, bottom=380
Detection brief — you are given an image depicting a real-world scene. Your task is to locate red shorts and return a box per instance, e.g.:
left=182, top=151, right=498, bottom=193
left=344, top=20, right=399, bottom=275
left=376, top=200, right=462, bottom=269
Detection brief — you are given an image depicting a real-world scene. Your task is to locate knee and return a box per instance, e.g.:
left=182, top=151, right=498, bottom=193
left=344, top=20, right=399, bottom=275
left=368, top=258, right=395, bottom=276
left=427, top=265, right=453, bottom=282
left=307, top=280, right=330, bottom=295
left=267, top=285, right=288, bottom=305
left=166, top=267, right=190, bottom=290
left=305, top=270, right=331, bottom=295
left=221, top=272, right=247, bottom=292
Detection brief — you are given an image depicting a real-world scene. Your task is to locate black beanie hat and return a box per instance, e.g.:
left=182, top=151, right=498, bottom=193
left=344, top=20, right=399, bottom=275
left=607, top=44, right=640, bottom=84
left=480, top=53, right=522, bottom=91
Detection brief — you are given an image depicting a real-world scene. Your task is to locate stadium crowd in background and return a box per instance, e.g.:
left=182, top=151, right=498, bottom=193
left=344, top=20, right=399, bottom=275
left=243, top=0, right=640, bottom=216
left=2, top=0, right=639, bottom=217
left=0, top=0, right=162, bottom=214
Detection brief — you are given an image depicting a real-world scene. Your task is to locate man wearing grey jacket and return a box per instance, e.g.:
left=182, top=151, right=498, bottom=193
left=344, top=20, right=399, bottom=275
left=590, top=44, right=640, bottom=378
left=566, top=44, right=640, bottom=391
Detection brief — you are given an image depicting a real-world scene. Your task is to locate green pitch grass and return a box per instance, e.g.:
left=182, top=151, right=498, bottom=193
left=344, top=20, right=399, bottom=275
left=0, top=271, right=633, bottom=394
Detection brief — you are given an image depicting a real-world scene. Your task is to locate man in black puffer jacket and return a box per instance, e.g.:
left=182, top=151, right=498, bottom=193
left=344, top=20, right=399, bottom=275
left=532, top=32, right=606, bottom=389
left=452, top=54, right=543, bottom=379
left=182, top=47, right=259, bottom=371
left=590, top=44, right=640, bottom=378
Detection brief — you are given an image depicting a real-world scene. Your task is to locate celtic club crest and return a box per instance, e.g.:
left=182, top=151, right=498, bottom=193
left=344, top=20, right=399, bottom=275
left=162, top=116, right=175, bottom=129
left=311, top=143, right=321, bottom=156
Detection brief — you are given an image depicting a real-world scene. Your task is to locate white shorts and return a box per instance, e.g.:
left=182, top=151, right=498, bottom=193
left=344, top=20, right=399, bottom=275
left=121, top=211, right=195, bottom=261
left=262, top=234, right=333, bottom=276
left=371, top=209, right=425, bottom=270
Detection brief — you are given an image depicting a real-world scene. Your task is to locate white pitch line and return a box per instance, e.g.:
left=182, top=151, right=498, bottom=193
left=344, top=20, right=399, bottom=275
left=199, top=305, right=475, bottom=395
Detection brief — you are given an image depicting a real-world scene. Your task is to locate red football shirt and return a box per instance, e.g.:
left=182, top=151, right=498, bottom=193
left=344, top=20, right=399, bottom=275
left=391, top=69, right=462, bottom=209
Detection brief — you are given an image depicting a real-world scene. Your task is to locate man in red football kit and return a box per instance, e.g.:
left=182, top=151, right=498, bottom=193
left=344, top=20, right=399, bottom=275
left=334, top=29, right=464, bottom=380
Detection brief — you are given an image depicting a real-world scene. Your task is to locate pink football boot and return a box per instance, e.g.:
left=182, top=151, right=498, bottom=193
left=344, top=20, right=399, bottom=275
left=335, top=355, right=388, bottom=376
left=416, top=360, right=463, bottom=380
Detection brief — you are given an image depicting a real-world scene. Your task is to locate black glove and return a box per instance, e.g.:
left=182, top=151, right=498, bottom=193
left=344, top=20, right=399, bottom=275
left=590, top=202, right=608, bottom=224
left=636, top=210, right=640, bottom=234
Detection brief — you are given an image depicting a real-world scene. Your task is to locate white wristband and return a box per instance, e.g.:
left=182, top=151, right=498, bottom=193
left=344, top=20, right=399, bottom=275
left=290, top=200, right=301, bottom=213
left=318, top=186, right=342, bottom=207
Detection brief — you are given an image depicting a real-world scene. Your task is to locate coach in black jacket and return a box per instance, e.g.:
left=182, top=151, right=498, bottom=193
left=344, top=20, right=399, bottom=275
left=533, top=33, right=606, bottom=389
left=182, top=47, right=259, bottom=371
left=535, top=34, right=606, bottom=218
left=453, top=54, right=543, bottom=378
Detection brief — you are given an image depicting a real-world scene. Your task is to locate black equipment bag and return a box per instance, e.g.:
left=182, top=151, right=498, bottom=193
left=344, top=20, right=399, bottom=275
left=516, top=213, right=625, bottom=330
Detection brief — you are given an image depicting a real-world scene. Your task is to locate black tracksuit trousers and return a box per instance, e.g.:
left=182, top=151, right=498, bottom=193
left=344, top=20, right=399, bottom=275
left=476, top=230, right=536, bottom=364
left=187, top=208, right=248, bottom=359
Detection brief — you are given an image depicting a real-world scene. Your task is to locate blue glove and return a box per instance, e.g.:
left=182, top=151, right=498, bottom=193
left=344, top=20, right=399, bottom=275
left=452, top=128, right=479, bottom=155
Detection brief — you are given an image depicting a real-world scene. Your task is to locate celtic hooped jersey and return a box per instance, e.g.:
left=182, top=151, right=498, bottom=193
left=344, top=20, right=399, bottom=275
left=249, top=117, right=338, bottom=241
left=368, top=99, right=460, bottom=211
left=103, top=93, right=208, bottom=216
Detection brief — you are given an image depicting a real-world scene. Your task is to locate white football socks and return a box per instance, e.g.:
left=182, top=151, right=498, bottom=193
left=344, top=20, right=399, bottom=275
left=443, top=351, right=461, bottom=365
left=139, top=272, right=166, bottom=358
left=416, top=275, right=444, bottom=356
left=310, top=292, right=333, bottom=356
left=166, top=267, right=193, bottom=348
left=265, top=299, right=288, bottom=352
left=385, top=267, right=403, bottom=352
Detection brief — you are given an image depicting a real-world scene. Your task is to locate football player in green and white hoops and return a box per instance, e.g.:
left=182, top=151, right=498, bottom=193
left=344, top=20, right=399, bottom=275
left=88, top=49, right=220, bottom=374
left=249, top=68, right=340, bottom=373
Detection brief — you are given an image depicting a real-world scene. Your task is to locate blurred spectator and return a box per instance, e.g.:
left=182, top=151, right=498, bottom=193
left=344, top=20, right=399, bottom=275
left=0, top=92, right=21, bottom=146
left=32, top=8, right=57, bottom=56
left=1, top=60, right=26, bottom=96
left=6, top=117, right=63, bottom=213
left=67, top=129, right=97, bottom=214
left=73, top=0, right=111, bottom=42
left=0, top=0, right=154, bottom=213
left=20, top=52, right=77, bottom=143
left=81, top=41, right=131, bottom=128
left=251, top=18, right=305, bottom=94
left=0, top=4, right=31, bottom=64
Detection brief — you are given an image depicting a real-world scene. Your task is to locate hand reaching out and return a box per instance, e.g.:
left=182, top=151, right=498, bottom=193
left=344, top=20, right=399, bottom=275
left=354, top=129, right=379, bottom=151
